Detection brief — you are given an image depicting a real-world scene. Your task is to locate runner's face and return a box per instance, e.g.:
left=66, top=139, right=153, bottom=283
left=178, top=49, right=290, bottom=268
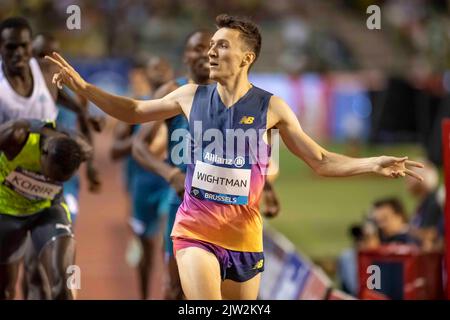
left=184, top=32, right=210, bottom=80
left=0, top=28, right=32, bottom=74
left=208, top=28, right=247, bottom=81
left=372, top=205, right=402, bottom=236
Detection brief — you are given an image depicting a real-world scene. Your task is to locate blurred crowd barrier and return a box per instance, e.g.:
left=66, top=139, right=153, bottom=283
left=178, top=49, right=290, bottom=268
left=262, top=228, right=444, bottom=300
left=358, top=245, right=444, bottom=300
left=260, top=227, right=354, bottom=300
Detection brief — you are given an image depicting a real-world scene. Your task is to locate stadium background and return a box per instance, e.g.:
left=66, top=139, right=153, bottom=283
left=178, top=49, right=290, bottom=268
left=1, top=0, right=449, bottom=299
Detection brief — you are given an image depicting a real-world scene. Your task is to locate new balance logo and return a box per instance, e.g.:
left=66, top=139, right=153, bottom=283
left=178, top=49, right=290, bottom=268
left=239, top=116, right=254, bottom=124
left=253, top=259, right=264, bottom=270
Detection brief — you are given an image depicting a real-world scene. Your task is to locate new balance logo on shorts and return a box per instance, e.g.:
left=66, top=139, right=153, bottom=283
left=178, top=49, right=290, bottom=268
left=253, top=259, right=264, bottom=270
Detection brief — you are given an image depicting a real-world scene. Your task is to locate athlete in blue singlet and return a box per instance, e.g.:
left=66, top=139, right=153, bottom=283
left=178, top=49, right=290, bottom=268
left=111, top=56, right=173, bottom=299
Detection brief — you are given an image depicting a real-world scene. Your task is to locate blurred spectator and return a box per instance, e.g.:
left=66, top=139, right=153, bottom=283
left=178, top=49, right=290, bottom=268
left=145, top=56, right=174, bottom=93
left=337, top=220, right=380, bottom=296
left=372, top=197, right=418, bottom=245
left=406, top=159, right=444, bottom=252
left=128, top=54, right=152, bottom=99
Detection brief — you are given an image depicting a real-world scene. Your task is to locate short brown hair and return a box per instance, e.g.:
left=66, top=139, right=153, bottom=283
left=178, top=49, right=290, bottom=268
left=373, top=197, right=408, bottom=222
left=215, top=14, right=261, bottom=67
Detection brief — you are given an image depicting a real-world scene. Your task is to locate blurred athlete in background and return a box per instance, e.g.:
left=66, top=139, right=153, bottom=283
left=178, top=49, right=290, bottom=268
left=110, top=56, right=173, bottom=299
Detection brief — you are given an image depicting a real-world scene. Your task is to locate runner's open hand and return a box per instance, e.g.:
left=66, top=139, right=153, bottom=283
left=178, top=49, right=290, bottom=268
left=45, top=52, right=87, bottom=92
left=373, top=156, right=424, bottom=181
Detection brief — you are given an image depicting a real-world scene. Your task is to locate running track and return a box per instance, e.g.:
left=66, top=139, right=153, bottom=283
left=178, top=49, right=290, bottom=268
left=74, top=120, right=164, bottom=299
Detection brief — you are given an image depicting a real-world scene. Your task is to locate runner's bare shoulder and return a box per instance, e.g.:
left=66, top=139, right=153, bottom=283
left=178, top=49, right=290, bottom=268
left=162, top=83, right=198, bottom=117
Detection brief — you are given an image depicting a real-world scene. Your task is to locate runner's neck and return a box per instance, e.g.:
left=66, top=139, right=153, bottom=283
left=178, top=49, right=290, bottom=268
left=2, top=61, right=34, bottom=97
left=216, top=77, right=252, bottom=108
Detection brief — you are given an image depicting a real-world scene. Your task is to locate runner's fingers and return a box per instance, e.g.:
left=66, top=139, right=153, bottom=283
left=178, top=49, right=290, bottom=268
left=45, top=55, right=64, bottom=69
left=52, top=73, right=64, bottom=88
left=405, top=160, right=424, bottom=168
left=391, top=171, right=403, bottom=178
left=405, top=169, right=423, bottom=181
left=392, top=156, right=408, bottom=163
left=53, top=52, right=73, bottom=70
left=52, top=73, right=59, bottom=84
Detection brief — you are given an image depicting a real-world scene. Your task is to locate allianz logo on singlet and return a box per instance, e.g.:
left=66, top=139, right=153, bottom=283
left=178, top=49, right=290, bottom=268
left=169, top=121, right=280, bottom=175
left=204, top=152, right=245, bottom=168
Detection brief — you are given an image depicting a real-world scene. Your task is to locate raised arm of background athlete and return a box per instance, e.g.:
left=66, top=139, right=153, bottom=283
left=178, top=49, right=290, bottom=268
left=130, top=80, right=189, bottom=197
left=57, top=88, right=101, bottom=192
left=46, top=53, right=195, bottom=123
left=132, top=122, right=185, bottom=198
left=267, top=96, right=424, bottom=181
left=110, top=122, right=135, bottom=161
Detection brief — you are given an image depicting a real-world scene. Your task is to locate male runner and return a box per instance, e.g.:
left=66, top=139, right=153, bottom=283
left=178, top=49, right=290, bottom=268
left=132, top=29, right=280, bottom=299
left=47, top=14, right=424, bottom=300
left=0, top=17, right=87, bottom=126
left=0, top=119, right=91, bottom=299
left=110, top=56, right=173, bottom=299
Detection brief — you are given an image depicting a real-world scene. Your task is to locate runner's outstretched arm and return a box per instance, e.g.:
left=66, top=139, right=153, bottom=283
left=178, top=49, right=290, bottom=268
left=269, top=96, right=424, bottom=181
left=45, top=53, right=196, bottom=123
